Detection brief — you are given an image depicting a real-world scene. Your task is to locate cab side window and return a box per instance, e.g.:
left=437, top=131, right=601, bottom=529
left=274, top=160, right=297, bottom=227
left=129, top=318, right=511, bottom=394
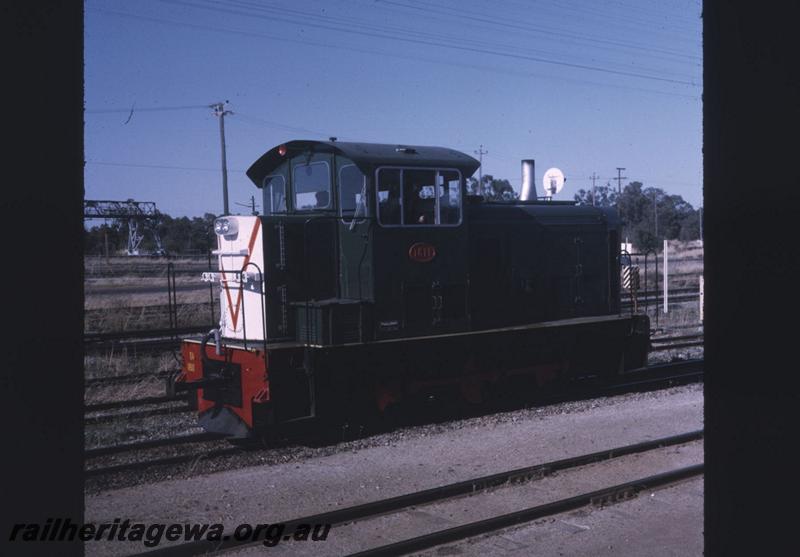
left=403, top=170, right=436, bottom=225
left=377, top=168, right=401, bottom=225
left=439, top=170, right=461, bottom=225
left=340, top=164, right=368, bottom=224
left=376, top=167, right=462, bottom=227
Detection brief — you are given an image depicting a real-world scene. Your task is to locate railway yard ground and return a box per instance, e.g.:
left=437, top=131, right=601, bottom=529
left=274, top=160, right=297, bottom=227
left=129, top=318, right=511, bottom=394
left=83, top=242, right=704, bottom=555
left=85, top=382, right=703, bottom=556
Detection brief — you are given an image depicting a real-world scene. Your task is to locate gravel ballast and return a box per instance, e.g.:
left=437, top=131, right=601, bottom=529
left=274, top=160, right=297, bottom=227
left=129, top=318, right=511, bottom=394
left=85, top=383, right=702, bottom=557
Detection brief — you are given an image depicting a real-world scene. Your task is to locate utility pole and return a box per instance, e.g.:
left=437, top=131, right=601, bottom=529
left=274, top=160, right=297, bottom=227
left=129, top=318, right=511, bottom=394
left=474, top=145, right=488, bottom=195
left=614, top=167, right=627, bottom=198
left=614, top=167, right=627, bottom=239
left=653, top=190, right=659, bottom=239
left=699, top=206, right=703, bottom=242
left=590, top=172, right=599, bottom=205
left=211, top=101, right=233, bottom=215
left=235, top=195, right=259, bottom=215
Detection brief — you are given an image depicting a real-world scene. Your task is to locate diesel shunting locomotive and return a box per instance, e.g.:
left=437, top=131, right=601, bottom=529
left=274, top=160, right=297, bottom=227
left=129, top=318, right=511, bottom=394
left=170, top=139, right=650, bottom=439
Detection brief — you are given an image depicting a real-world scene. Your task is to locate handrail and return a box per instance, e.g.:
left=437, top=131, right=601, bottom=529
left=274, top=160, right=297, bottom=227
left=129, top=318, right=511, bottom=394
left=237, top=261, right=267, bottom=356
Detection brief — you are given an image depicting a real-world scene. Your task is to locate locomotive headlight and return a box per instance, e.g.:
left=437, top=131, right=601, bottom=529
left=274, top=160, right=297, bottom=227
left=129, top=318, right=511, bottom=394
left=214, top=218, right=238, bottom=236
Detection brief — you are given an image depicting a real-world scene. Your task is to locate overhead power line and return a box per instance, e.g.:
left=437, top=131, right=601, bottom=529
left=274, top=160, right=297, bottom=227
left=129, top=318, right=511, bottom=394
left=374, top=0, right=700, bottom=61
left=86, top=160, right=246, bottom=173
left=85, top=104, right=210, bottom=114
left=88, top=7, right=700, bottom=99
left=156, top=0, right=699, bottom=86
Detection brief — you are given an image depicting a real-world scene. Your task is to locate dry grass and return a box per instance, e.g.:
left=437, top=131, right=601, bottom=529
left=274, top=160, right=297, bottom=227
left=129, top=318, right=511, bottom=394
left=84, top=255, right=209, bottom=271
left=85, top=275, right=200, bottom=289
left=646, top=300, right=702, bottom=331
left=85, top=349, right=177, bottom=378
left=631, top=240, right=704, bottom=365
left=85, top=288, right=217, bottom=310
left=84, top=297, right=218, bottom=332
left=628, top=240, right=704, bottom=296
left=84, top=350, right=179, bottom=404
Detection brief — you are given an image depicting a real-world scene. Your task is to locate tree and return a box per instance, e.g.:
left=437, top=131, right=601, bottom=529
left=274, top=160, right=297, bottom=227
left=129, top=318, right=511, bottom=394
left=467, top=175, right=518, bottom=201
left=84, top=221, right=125, bottom=255
left=573, top=181, right=618, bottom=207
left=575, top=180, right=701, bottom=251
left=85, top=211, right=219, bottom=256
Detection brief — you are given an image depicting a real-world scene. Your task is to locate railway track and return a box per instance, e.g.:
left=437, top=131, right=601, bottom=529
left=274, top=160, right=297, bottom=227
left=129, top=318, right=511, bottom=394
left=85, top=287, right=698, bottom=323
left=85, top=302, right=215, bottom=321
left=83, top=314, right=703, bottom=350
left=84, top=326, right=212, bottom=344
left=86, top=369, right=175, bottom=387
left=83, top=337, right=702, bottom=419
left=83, top=330, right=703, bottom=387
left=85, top=395, right=184, bottom=413
left=621, top=292, right=700, bottom=309
left=84, top=359, right=703, bottom=480
left=84, top=403, right=190, bottom=426
left=650, top=332, right=704, bottom=352
left=86, top=432, right=223, bottom=459
left=83, top=290, right=702, bottom=347
left=127, top=430, right=703, bottom=556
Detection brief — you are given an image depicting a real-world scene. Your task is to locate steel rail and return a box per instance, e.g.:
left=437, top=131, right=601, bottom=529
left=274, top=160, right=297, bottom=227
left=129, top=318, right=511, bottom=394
left=85, top=362, right=703, bottom=480
left=84, top=326, right=210, bottom=343
left=609, top=368, right=703, bottom=392
left=650, top=341, right=704, bottom=351
left=84, top=405, right=191, bottom=426
left=651, top=333, right=704, bottom=342
left=85, top=432, right=224, bottom=459
left=86, top=369, right=175, bottom=387
left=84, top=395, right=183, bottom=413
left=85, top=447, right=243, bottom=478
left=349, top=464, right=704, bottom=557
left=129, top=430, right=703, bottom=556
left=82, top=326, right=703, bottom=354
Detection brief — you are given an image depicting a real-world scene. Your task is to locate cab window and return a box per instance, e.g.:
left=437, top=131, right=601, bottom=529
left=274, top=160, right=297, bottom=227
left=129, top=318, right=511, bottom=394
left=438, top=170, right=461, bottom=225
left=403, top=170, right=436, bottom=225
left=263, top=174, right=287, bottom=214
left=340, top=164, right=368, bottom=223
left=376, top=167, right=462, bottom=227
left=293, top=161, right=331, bottom=211
left=377, top=168, right=401, bottom=225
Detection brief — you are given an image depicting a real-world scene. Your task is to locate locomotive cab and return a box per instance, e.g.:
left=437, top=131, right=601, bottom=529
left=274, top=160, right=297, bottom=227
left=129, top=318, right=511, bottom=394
left=247, top=140, right=481, bottom=345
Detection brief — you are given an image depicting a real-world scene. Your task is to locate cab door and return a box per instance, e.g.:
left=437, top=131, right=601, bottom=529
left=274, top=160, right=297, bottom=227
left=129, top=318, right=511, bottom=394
left=287, top=152, right=337, bottom=304
left=336, top=157, right=373, bottom=302
left=371, top=167, right=470, bottom=339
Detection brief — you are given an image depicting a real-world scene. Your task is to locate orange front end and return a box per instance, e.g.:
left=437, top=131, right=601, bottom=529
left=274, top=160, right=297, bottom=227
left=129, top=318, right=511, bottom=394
left=178, top=340, right=270, bottom=438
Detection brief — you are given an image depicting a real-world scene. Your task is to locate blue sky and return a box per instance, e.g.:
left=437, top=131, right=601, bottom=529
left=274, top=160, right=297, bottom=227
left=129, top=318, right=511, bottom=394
left=84, top=0, right=702, bottom=218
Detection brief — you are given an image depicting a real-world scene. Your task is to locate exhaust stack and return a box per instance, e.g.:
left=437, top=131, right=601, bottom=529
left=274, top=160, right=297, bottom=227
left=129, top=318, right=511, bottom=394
left=520, top=159, right=536, bottom=201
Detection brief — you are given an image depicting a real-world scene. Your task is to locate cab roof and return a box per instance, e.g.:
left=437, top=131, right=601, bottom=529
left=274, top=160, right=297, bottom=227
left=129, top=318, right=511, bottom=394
left=246, top=140, right=481, bottom=187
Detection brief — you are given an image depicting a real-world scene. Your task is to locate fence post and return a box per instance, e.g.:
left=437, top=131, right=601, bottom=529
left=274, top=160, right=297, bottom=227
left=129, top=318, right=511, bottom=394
left=663, top=239, right=669, bottom=314
left=700, top=275, right=704, bottom=323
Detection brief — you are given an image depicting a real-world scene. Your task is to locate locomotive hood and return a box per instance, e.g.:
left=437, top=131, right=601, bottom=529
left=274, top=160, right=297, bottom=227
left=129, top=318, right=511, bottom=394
left=246, top=140, right=481, bottom=186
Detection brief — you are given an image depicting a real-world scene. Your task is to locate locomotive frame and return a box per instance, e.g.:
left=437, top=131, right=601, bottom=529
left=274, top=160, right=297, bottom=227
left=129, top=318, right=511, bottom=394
left=171, top=139, right=650, bottom=439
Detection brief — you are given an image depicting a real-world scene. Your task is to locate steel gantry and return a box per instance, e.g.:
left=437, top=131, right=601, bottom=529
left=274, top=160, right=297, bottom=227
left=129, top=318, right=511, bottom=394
left=84, top=199, right=165, bottom=256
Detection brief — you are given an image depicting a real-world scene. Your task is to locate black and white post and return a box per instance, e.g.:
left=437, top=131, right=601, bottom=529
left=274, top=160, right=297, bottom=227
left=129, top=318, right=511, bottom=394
left=663, top=239, right=669, bottom=314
